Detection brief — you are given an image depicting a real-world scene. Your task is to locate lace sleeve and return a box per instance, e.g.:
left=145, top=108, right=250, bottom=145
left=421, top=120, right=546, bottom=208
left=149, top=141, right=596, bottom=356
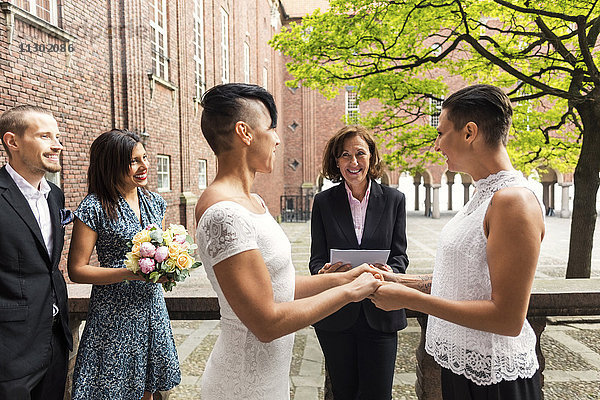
left=197, top=204, right=259, bottom=266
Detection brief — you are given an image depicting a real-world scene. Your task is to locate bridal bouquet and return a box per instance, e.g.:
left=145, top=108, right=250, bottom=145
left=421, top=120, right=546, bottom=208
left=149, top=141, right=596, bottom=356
left=124, top=223, right=201, bottom=291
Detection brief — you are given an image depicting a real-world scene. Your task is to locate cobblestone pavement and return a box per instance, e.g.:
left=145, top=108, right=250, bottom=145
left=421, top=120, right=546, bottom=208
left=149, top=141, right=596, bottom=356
left=168, top=211, right=600, bottom=399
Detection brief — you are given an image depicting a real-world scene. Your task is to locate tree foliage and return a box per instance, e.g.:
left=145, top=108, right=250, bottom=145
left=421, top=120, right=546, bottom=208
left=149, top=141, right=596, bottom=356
left=271, top=0, right=596, bottom=174
left=271, top=0, right=600, bottom=277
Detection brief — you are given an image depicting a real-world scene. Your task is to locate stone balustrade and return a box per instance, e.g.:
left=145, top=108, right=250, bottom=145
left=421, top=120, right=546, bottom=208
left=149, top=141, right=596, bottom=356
left=66, top=278, right=600, bottom=400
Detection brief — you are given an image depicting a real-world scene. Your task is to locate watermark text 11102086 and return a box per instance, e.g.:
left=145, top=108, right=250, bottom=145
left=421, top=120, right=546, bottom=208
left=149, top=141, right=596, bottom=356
left=20, top=43, right=74, bottom=53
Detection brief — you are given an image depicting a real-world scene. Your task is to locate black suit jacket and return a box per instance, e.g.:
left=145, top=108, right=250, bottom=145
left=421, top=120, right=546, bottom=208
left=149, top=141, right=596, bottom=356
left=0, top=166, right=72, bottom=382
left=310, top=181, right=409, bottom=332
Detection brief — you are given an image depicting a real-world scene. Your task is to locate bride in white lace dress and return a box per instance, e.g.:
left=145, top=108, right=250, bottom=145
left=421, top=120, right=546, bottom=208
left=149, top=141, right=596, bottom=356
left=194, top=83, right=383, bottom=400
left=370, top=85, right=545, bottom=400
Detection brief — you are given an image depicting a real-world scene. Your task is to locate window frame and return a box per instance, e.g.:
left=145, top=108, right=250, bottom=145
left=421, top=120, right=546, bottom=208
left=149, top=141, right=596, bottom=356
left=430, top=97, right=443, bottom=127
left=220, top=7, right=229, bottom=84
left=14, top=0, right=57, bottom=24
left=45, top=171, right=60, bottom=188
left=156, top=154, right=171, bottom=192
left=150, top=0, right=169, bottom=81
left=198, top=159, right=207, bottom=189
left=345, top=89, right=359, bottom=124
left=193, top=0, right=205, bottom=99
left=243, top=42, right=250, bottom=84
left=262, top=66, right=268, bottom=89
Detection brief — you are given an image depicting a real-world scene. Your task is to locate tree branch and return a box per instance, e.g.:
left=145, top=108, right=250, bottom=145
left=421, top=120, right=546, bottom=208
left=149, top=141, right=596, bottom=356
left=492, top=0, right=579, bottom=21
left=586, top=16, right=600, bottom=45
left=534, top=16, right=578, bottom=65
left=461, top=34, right=580, bottom=100
left=576, top=15, right=600, bottom=83
left=313, top=34, right=464, bottom=80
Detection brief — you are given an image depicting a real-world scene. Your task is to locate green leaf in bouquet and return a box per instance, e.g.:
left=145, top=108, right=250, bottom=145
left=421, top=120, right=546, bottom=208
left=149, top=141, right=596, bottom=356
left=149, top=271, right=160, bottom=283
left=162, top=281, right=175, bottom=292
left=190, top=261, right=201, bottom=269
left=171, top=269, right=179, bottom=281
left=156, top=262, right=165, bottom=274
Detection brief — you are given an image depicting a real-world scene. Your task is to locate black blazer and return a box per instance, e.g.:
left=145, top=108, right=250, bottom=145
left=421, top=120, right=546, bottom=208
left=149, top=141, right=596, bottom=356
left=310, top=180, right=409, bottom=332
left=0, top=166, right=72, bottom=381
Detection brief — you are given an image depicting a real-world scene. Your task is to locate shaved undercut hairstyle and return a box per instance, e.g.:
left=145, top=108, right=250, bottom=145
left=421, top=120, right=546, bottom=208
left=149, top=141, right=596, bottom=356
left=200, top=83, right=278, bottom=155
left=442, top=84, right=513, bottom=147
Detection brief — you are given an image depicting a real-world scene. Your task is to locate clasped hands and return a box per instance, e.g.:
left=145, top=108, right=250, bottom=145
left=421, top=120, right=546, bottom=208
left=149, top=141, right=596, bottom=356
left=320, top=262, right=415, bottom=311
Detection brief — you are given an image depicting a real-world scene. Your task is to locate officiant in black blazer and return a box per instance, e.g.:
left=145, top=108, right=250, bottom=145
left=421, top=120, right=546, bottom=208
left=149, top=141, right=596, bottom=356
left=310, top=125, right=408, bottom=399
left=0, top=106, right=72, bottom=400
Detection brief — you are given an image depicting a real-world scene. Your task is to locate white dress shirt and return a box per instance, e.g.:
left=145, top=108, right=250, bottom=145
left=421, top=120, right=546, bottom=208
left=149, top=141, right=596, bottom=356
left=6, top=163, right=58, bottom=317
left=6, top=163, right=54, bottom=257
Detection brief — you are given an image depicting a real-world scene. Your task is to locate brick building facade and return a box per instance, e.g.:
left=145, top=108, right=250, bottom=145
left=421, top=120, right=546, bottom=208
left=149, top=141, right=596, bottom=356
left=0, top=0, right=287, bottom=273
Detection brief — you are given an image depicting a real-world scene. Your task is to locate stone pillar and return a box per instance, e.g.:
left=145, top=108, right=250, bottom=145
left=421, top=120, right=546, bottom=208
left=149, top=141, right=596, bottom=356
left=463, top=182, right=471, bottom=205
left=416, top=315, right=442, bottom=400
left=302, top=183, right=316, bottom=222
left=179, top=192, right=199, bottom=234
left=424, top=184, right=432, bottom=217
left=447, top=182, right=453, bottom=211
left=324, top=369, right=334, bottom=400
left=559, top=183, right=572, bottom=218
left=301, top=182, right=315, bottom=197
left=65, top=317, right=84, bottom=400
left=529, top=316, right=548, bottom=399
left=541, top=182, right=551, bottom=215
left=547, top=183, right=556, bottom=216
left=414, top=181, right=421, bottom=211
left=432, top=184, right=441, bottom=219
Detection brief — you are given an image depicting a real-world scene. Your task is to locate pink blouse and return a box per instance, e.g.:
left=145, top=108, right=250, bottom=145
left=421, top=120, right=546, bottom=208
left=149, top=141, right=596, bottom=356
left=344, top=180, right=371, bottom=245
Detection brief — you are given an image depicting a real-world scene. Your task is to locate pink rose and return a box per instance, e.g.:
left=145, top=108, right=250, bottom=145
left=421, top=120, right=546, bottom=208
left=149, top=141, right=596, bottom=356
left=154, top=246, right=169, bottom=263
left=139, top=258, right=155, bottom=274
left=145, top=223, right=160, bottom=230
left=139, top=242, right=156, bottom=258
left=174, top=234, right=187, bottom=244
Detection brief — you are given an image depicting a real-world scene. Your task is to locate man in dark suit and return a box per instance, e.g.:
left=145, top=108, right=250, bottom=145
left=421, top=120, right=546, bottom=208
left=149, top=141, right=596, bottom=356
left=310, top=125, right=409, bottom=399
left=0, top=106, right=73, bottom=400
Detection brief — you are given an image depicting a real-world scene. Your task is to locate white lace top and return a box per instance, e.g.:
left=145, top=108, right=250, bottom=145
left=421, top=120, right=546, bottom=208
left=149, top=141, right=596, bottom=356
left=196, top=198, right=296, bottom=399
left=425, top=170, right=543, bottom=385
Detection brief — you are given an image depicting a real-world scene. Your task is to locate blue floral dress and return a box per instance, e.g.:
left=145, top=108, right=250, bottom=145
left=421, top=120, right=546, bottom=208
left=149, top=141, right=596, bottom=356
left=71, top=188, right=181, bottom=400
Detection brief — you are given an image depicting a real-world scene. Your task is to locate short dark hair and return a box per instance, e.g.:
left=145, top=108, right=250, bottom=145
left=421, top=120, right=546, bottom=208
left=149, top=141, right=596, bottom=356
left=321, top=125, right=383, bottom=183
left=88, top=129, right=144, bottom=220
left=442, top=84, right=513, bottom=147
left=200, top=83, right=278, bottom=154
left=0, top=105, right=52, bottom=156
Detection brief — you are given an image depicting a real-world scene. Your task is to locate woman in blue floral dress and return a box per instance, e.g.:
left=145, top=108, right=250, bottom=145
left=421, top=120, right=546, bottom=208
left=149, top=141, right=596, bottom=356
left=68, top=129, right=180, bottom=400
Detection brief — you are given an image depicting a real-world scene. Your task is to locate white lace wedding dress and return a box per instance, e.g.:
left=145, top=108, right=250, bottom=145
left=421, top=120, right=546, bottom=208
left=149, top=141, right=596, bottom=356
left=196, top=198, right=296, bottom=399
left=426, top=170, right=543, bottom=385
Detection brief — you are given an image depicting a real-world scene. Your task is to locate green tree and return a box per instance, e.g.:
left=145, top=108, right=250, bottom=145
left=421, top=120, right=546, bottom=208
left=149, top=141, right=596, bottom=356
left=271, top=0, right=600, bottom=278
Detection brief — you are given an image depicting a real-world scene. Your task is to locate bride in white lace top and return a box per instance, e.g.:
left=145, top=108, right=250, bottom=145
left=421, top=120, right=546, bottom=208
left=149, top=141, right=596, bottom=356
left=194, top=84, right=383, bottom=400
left=370, top=85, right=545, bottom=399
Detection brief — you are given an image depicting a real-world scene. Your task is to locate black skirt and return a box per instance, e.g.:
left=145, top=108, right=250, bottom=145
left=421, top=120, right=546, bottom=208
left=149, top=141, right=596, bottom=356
left=441, top=367, right=542, bottom=400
